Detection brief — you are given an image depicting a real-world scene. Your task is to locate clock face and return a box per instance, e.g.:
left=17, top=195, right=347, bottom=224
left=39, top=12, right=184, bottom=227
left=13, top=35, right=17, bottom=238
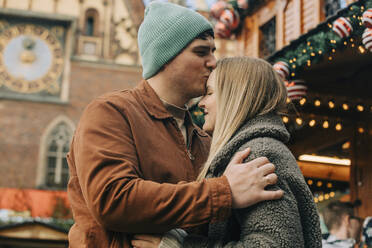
left=0, top=23, right=64, bottom=94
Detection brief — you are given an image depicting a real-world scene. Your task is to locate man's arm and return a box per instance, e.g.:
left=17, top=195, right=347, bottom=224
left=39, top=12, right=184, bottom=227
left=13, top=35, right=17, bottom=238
left=71, top=99, right=282, bottom=233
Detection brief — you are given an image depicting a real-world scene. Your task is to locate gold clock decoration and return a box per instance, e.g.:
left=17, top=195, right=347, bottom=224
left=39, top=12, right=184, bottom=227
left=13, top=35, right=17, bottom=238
left=0, top=23, right=64, bottom=94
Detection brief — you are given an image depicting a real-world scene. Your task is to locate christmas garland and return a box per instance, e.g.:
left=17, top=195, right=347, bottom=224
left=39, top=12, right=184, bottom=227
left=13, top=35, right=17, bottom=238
left=269, top=0, right=372, bottom=80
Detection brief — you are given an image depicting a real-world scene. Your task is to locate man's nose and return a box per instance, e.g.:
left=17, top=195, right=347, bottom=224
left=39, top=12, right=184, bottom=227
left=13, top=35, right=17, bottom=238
left=206, top=55, right=217, bottom=70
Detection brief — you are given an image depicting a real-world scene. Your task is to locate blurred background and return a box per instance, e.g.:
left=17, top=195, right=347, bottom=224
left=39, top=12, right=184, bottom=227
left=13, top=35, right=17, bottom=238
left=0, top=0, right=371, bottom=247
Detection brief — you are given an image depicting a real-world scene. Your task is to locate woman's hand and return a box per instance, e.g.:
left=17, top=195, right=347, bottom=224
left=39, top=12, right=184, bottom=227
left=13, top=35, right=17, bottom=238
left=131, top=234, right=162, bottom=248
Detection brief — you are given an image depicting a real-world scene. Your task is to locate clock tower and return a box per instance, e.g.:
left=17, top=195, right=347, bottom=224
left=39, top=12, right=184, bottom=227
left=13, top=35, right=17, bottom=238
left=0, top=9, right=74, bottom=103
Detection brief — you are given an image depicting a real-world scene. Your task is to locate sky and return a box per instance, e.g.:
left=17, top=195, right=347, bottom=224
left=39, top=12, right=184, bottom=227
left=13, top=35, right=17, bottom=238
left=142, top=0, right=218, bottom=9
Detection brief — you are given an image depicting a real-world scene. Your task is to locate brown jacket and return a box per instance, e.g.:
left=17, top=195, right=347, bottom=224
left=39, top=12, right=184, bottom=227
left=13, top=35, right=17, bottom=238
left=67, top=80, right=232, bottom=248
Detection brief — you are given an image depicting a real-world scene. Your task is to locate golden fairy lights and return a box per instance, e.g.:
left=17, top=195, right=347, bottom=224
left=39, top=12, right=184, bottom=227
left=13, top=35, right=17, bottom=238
left=309, top=178, right=337, bottom=203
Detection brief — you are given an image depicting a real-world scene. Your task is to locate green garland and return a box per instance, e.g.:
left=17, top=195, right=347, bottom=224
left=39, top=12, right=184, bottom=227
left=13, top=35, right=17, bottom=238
left=269, top=0, right=372, bottom=78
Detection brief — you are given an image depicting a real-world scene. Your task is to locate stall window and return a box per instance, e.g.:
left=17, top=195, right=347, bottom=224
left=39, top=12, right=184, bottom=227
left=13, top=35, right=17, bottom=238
left=259, top=17, right=276, bottom=58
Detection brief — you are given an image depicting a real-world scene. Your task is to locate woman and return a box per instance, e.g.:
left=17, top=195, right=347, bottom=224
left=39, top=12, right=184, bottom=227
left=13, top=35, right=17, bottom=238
left=131, top=57, right=322, bottom=248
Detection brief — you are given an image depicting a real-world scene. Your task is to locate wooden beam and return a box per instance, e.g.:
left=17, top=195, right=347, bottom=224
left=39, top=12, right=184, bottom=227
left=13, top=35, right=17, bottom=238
left=297, top=160, right=350, bottom=182
left=288, top=126, right=353, bottom=157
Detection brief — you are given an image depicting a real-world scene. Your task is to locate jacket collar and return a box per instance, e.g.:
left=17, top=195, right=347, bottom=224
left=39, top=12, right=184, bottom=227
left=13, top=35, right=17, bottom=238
left=135, top=80, right=173, bottom=119
left=135, top=80, right=209, bottom=137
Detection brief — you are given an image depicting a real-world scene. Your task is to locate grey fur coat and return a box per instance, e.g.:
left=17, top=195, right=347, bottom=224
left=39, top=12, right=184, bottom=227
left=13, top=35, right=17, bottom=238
left=183, top=113, right=322, bottom=248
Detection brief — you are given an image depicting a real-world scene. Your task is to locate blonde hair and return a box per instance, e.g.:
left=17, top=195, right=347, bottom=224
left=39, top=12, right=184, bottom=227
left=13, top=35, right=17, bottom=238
left=197, top=57, right=287, bottom=181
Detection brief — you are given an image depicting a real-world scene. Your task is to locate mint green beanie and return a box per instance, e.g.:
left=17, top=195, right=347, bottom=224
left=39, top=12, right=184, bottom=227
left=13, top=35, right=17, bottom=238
left=138, top=2, right=213, bottom=79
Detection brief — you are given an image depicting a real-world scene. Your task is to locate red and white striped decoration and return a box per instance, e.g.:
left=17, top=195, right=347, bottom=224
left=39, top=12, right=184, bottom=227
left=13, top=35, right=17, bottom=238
left=362, top=28, right=372, bottom=52
left=362, top=8, right=372, bottom=28
left=215, top=21, right=231, bottom=38
left=286, top=80, right=307, bottom=101
left=220, top=9, right=240, bottom=30
left=210, top=1, right=228, bottom=19
left=273, top=61, right=290, bottom=80
left=332, top=17, right=353, bottom=38
left=237, top=0, right=249, bottom=9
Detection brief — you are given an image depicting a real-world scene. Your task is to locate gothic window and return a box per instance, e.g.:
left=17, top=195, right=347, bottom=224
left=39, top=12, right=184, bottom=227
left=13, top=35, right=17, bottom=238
left=45, top=122, right=72, bottom=188
left=259, top=17, right=276, bottom=58
left=84, top=9, right=99, bottom=36
left=324, top=0, right=347, bottom=18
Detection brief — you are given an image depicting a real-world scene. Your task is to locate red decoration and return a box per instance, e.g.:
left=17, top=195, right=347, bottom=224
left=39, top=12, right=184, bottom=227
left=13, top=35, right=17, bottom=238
left=215, top=21, right=231, bottom=38
left=285, top=80, right=307, bottom=101
left=362, top=28, right=372, bottom=52
left=332, top=17, right=353, bottom=38
left=362, top=8, right=372, bottom=28
left=210, top=1, right=228, bottom=19
left=237, top=0, right=249, bottom=9
left=273, top=61, right=290, bottom=80
left=220, top=9, right=240, bottom=30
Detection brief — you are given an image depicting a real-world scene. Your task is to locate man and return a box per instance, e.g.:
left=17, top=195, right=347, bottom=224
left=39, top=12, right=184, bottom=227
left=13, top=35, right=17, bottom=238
left=322, top=201, right=363, bottom=248
left=67, top=2, right=283, bottom=247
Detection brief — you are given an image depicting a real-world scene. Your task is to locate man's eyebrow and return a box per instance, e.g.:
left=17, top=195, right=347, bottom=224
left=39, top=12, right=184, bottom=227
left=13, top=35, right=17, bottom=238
left=192, top=45, right=216, bottom=51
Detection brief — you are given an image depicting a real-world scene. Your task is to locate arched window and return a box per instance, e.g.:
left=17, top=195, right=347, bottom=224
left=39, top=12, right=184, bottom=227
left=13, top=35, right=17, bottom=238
left=84, top=8, right=99, bottom=36
left=45, top=122, right=73, bottom=188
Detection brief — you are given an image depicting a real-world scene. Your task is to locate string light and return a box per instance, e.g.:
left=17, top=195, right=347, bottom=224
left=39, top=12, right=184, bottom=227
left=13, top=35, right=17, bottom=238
left=330, top=192, right=335, bottom=197
left=329, top=56, right=333, bottom=60
left=307, top=60, right=311, bottom=66
left=282, top=116, right=289, bottom=123
left=342, top=141, right=350, bottom=150
left=343, top=41, right=347, bottom=45
left=318, top=50, right=322, bottom=54
left=359, top=46, right=366, bottom=53
left=342, top=103, right=349, bottom=110
left=319, top=195, right=324, bottom=201
left=317, top=181, right=323, bottom=187
left=328, top=101, right=335, bottom=108
left=309, top=119, right=316, bottom=127
left=358, top=127, right=365, bottom=133
left=325, top=194, right=330, bottom=200
left=335, top=123, right=342, bottom=131
left=296, top=118, right=303, bottom=125
left=299, top=98, right=306, bottom=105
left=286, top=98, right=291, bottom=104
left=314, top=99, right=321, bottom=107
left=293, top=58, right=296, bottom=62
left=323, top=120, right=329, bottom=129
left=357, top=105, right=364, bottom=112
left=291, top=72, right=295, bottom=77
left=314, top=197, right=319, bottom=203
left=292, top=64, right=296, bottom=69
left=308, top=179, right=313, bottom=185
left=332, top=48, right=336, bottom=53
left=327, top=183, right=332, bottom=188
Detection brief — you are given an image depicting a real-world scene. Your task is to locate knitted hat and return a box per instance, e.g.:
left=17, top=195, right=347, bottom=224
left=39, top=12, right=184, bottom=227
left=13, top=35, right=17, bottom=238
left=138, top=1, right=213, bottom=79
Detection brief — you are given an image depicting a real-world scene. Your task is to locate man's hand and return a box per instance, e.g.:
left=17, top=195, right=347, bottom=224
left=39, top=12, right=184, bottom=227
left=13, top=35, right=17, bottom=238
left=223, top=148, right=284, bottom=208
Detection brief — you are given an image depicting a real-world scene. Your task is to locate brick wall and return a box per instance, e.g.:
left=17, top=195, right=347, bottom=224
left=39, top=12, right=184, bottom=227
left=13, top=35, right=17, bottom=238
left=0, top=61, right=142, bottom=188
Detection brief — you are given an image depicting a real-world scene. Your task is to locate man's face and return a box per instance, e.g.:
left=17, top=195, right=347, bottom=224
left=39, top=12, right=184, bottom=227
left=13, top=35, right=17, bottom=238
left=163, top=36, right=217, bottom=100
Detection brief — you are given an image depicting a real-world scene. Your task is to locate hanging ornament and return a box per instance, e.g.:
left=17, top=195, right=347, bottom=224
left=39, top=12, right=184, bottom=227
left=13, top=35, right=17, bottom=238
left=285, top=80, right=307, bottom=101
left=362, top=8, right=372, bottom=28
left=210, top=1, right=228, bottom=19
left=332, top=17, right=353, bottom=38
left=220, top=9, right=240, bottom=31
left=237, top=0, right=249, bottom=9
left=215, top=21, right=231, bottom=38
left=362, top=28, right=372, bottom=52
left=273, top=61, right=290, bottom=80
